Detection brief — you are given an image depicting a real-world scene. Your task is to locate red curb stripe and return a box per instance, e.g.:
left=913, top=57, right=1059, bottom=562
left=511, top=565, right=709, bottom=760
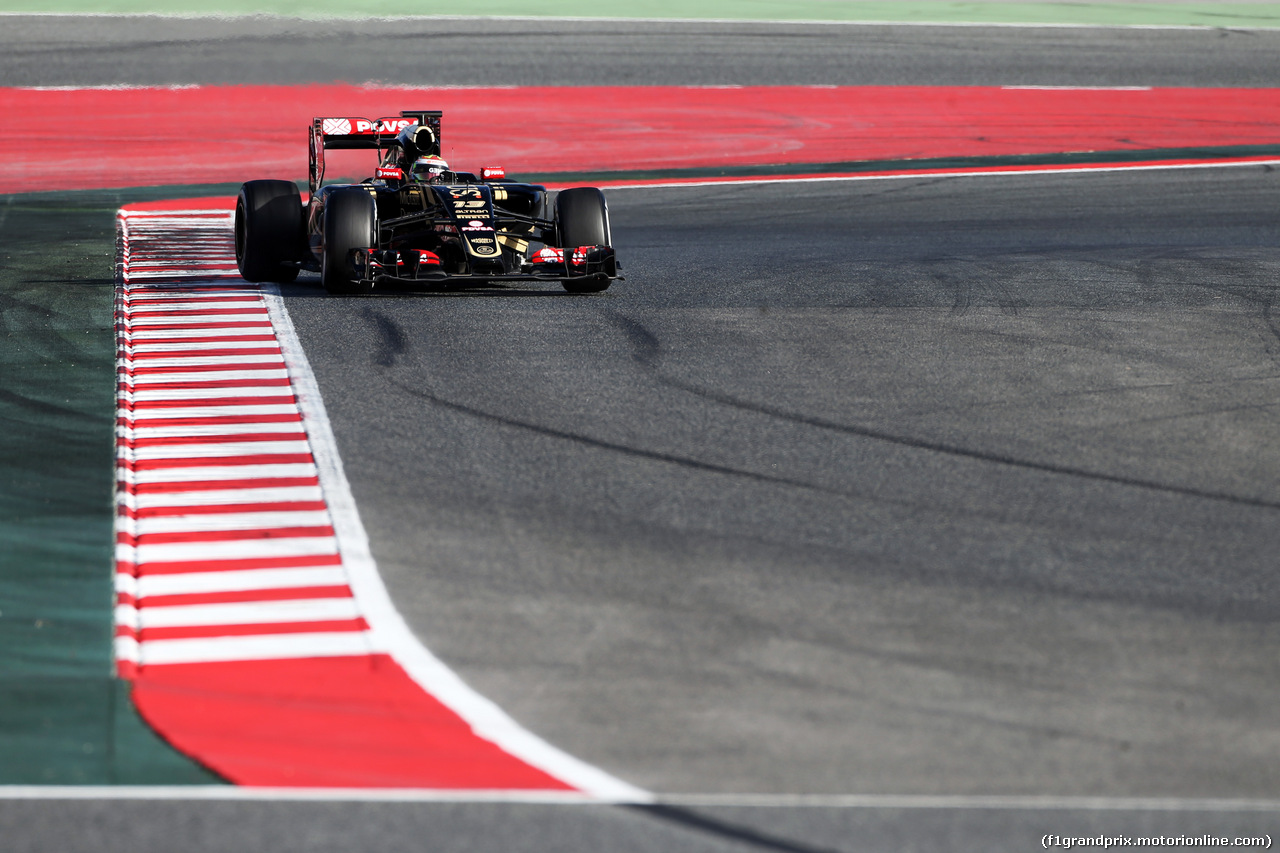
left=125, top=477, right=321, bottom=493
left=127, top=309, right=269, bottom=319
left=122, top=364, right=288, bottom=375
left=135, top=619, right=371, bottom=642
left=126, top=348, right=283, bottom=359
left=118, top=381, right=295, bottom=395
left=120, top=432, right=309, bottom=447
left=119, top=554, right=344, bottom=576
left=123, top=502, right=329, bottom=519
left=123, top=397, right=297, bottom=408
left=120, top=322, right=274, bottom=331
left=119, top=526, right=336, bottom=545
left=129, top=657, right=572, bottom=789
left=120, top=454, right=313, bottom=470
left=118, top=415, right=305, bottom=428
left=119, top=335, right=279, bottom=344
left=136, top=586, right=354, bottom=608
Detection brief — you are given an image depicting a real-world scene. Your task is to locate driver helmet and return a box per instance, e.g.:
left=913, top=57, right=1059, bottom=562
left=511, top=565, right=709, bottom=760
left=411, top=155, right=449, bottom=183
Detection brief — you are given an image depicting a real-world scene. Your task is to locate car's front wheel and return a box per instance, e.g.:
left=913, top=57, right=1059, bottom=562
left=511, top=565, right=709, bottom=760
left=321, top=188, right=377, bottom=294
left=235, top=180, right=303, bottom=283
left=556, top=187, right=612, bottom=294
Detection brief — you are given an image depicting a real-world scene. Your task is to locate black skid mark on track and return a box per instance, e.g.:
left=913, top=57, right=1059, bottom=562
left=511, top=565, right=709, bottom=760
left=385, top=377, right=849, bottom=498
left=605, top=312, right=1280, bottom=513
left=623, top=804, right=847, bottom=853
left=361, top=306, right=408, bottom=367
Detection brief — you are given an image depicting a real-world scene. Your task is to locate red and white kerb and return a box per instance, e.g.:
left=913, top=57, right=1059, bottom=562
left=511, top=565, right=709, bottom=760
left=113, top=199, right=644, bottom=798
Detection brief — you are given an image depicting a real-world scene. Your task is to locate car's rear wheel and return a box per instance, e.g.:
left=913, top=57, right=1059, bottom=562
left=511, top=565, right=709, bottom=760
left=556, top=187, right=612, bottom=294
left=235, top=180, right=303, bottom=283
left=322, top=188, right=377, bottom=294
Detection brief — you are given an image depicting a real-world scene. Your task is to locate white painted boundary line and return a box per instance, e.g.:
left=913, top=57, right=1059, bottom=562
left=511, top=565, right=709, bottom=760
left=1, top=787, right=1279, bottom=811
left=597, top=157, right=1280, bottom=192
left=4, top=12, right=1278, bottom=30
left=259, top=283, right=651, bottom=803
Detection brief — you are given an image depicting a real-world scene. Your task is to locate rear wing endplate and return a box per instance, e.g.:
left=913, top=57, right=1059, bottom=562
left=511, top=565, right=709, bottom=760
left=309, top=110, right=442, bottom=193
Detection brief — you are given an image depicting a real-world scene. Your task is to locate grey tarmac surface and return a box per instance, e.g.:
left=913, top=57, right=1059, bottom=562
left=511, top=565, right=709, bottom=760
left=5, top=14, right=1280, bottom=853
left=2, top=15, right=1280, bottom=87
left=281, top=167, right=1280, bottom=800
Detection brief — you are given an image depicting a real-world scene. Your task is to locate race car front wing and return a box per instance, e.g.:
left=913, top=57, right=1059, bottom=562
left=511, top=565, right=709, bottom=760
left=350, top=245, right=621, bottom=289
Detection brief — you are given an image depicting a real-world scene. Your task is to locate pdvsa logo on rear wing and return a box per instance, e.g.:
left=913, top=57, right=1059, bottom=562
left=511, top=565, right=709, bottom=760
left=319, top=117, right=417, bottom=137
left=308, top=109, right=443, bottom=194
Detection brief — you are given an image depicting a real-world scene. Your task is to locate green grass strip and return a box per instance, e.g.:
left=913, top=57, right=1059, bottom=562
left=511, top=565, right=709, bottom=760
left=0, top=186, right=228, bottom=785
left=2, top=1, right=1280, bottom=27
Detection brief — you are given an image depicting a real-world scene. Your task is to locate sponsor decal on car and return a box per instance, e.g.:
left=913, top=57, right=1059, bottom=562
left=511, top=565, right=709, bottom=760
left=376, top=167, right=404, bottom=180
left=532, top=247, right=565, bottom=264
left=320, top=117, right=416, bottom=136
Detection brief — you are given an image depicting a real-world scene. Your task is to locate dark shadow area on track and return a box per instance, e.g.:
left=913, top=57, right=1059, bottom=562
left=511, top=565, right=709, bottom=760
left=0, top=187, right=226, bottom=784
left=603, top=312, right=1280, bottom=512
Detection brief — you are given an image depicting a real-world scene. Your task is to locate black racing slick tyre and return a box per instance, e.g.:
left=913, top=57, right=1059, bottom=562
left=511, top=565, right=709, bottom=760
left=321, top=187, right=377, bottom=295
left=555, top=187, right=612, bottom=293
left=235, top=180, right=303, bottom=283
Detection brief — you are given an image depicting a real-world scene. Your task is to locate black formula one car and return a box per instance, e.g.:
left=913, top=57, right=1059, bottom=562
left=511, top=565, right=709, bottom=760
left=234, top=109, right=620, bottom=294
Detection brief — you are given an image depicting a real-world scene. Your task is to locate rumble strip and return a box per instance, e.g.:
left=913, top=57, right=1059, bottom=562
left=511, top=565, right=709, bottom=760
left=113, top=199, right=644, bottom=798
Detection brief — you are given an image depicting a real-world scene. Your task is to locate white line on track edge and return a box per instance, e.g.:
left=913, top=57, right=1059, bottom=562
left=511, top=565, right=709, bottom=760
left=258, top=283, right=652, bottom=803
left=595, top=157, right=1280, bottom=192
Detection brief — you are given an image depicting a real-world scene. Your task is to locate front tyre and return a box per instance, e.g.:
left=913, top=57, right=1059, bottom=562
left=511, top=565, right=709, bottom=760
left=556, top=187, right=612, bottom=294
left=321, top=187, right=377, bottom=294
left=235, top=180, right=303, bottom=283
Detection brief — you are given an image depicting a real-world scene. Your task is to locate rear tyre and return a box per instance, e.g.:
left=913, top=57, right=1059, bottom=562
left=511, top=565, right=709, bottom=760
left=322, top=188, right=377, bottom=294
left=556, top=187, right=612, bottom=293
left=235, top=180, right=302, bottom=283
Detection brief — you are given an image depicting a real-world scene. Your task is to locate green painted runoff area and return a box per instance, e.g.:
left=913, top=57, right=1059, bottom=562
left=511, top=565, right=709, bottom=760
left=0, top=187, right=226, bottom=784
left=1, top=1, right=1279, bottom=27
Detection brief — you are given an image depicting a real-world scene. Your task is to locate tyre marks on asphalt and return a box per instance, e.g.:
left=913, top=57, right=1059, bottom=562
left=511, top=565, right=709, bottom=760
left=113, top=200, right=644, bottom=797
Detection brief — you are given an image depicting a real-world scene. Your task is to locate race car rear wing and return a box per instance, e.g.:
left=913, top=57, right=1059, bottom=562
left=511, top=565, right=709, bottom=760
left=309, top=110, right=443, bottom=193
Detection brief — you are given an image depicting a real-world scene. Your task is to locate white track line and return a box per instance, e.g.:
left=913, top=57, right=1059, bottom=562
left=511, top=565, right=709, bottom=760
left=600, top=158, right=1280, bottom=192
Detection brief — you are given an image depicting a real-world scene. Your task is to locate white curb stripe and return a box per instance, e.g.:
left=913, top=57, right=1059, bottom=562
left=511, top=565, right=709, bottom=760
left=130, top=510, right=332, bottom=534
left=121, top=486, right=325, bottom=507
left=117, top=566, right=350, bottom=598
left=124, top=440, right=312, bottom=458
left=118, top=598, right=360, bottom=629
left=117, top=463, right=318, bottom=482
left=117, top=534, right=338, bottom=560
left=127, top=632, right=383, bottom=666
left=115, top=205, right=651, bottom=800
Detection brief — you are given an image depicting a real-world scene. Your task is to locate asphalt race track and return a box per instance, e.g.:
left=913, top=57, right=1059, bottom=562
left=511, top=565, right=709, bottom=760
left=4, top=15, right=1280, bottom=87
left=5, top=16, right=1280, bottom=853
